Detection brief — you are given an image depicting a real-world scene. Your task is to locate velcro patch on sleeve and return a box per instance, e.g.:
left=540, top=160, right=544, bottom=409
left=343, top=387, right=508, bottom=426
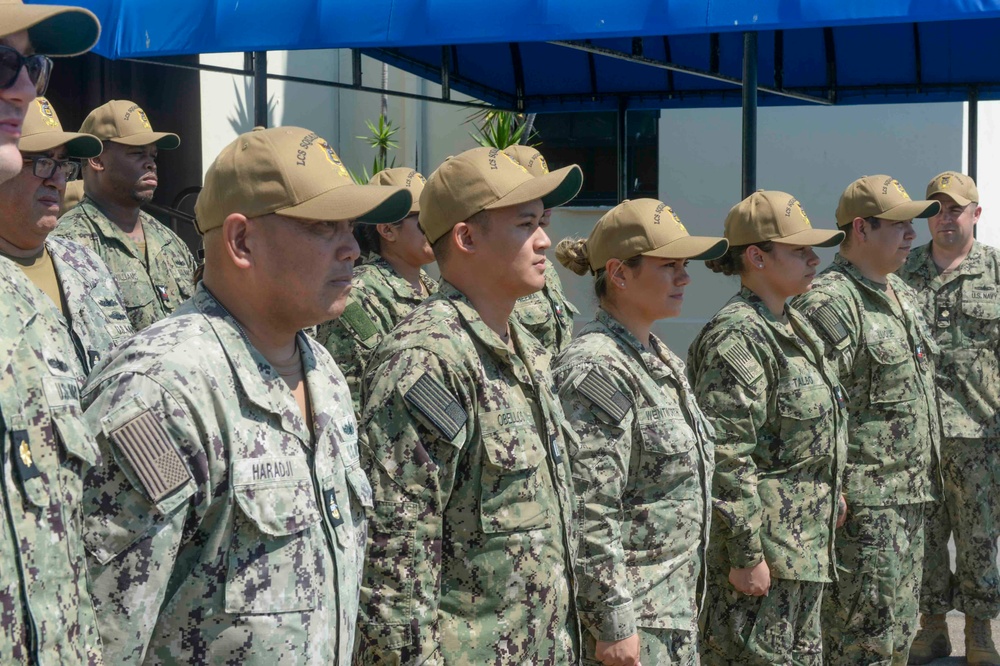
left=811, top=305, right=849, bottom=346
left=577, top=368, right=633, bottom=423
left=719, top=338, right=765, bottom=388
left=339, top=301, right=378, bottom=341
left=404, top=372, right=467, bottom=441
left=109, top=410, right=192, bottom=503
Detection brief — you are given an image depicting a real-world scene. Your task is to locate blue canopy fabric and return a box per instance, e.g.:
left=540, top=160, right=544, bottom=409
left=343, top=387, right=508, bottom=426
left=31, top=0, right=1000, bottom=111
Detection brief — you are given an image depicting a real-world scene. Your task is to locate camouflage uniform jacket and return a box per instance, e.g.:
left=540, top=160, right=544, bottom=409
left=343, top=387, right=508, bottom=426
left=898, top=240, right=1000, bottom=438
left=81, top=284, right=369, bottom=665
left=55, top=196, right=196, bottom=331
left=315, top=255, right=437, bottom=413
left=552, top=308, right=714, bottom=641
left=513, top=258, right=578, bottom=355
left=354, top=280, right=580, bottom=665
left=793, top=254, right=942, bottom=506
left=0, top=257, right=104, bottom=664
left=688, top=287, right=847, bottom=582
left=47, top=236, right=133, bottom=374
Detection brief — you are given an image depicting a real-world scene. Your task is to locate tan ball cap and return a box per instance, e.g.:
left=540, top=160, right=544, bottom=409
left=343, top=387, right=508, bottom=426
left=194, top=126, right=412, bottom=235
left=419, top=146, right=582, bottom=244
left=835, top=175, right=939, bottom=227
left=80, top=100, right=180, bottom=150
left=585, top=198, right=728, bottom=270
left=926, top=171, right=978, bottom=207
left=19, top=97, right=101, bottom=159
left=0, top=0, right=100, bottom=57
left=725, top=190, right=843, bottom=247
left=369, top=167, right=426, bottom=215
left=503, top=144, right=549, bottom=177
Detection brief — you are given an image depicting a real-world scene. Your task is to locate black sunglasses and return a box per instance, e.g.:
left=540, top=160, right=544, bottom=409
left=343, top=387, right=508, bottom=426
left=0, top=45, right=53, bottom=97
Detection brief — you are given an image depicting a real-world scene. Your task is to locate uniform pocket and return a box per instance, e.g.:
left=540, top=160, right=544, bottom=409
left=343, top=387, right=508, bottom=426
left=515, top=294, right=551, bottom=327
left=776, top=384, right=832, bottom=461
left=865, top=338, right=915, bottom=406
left=480, top=424, right=551, bottom=533
left=637, top=415, right=699, bottom=499
left=226, top=480, right=324, bottom=614
left=363, top=500, right=419, bottom=651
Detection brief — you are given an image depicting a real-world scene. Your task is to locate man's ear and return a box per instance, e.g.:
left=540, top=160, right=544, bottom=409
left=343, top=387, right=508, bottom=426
left=376, top=223, right=396, bottom=242
left=222, top=213, right=252, bottom=269
left=452, top=221, right=477, bottom=255
left=87, top=154, right=105, bottom=172
left=852, top=216, right=867, bottom=241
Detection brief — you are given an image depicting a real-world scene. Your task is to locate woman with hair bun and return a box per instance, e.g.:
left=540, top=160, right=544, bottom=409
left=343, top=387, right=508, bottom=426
left=552, top=198, right=728, bottom=666
left=687, top=191, right=848, bottom=665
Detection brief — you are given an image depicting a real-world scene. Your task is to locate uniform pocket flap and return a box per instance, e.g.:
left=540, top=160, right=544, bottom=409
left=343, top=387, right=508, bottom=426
left=865, top=337, right=910, bottom=365
left=482, top=425, right=546, bottom=472
left=233, top=479, right=322, bottom=537
left=636, top=407, right=696, bottom=455
left=777, top=386, right=828, bottom=420
left=346, top=466, right=374, bottom=509
left=52, top=407, right=100, bottom=467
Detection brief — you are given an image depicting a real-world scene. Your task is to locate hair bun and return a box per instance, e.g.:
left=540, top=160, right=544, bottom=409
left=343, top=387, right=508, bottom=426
left=556, top=238, right=591, bottom=275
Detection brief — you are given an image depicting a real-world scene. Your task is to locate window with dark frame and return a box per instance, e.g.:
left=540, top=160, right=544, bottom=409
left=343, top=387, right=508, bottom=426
left=533, top=110, right=660, bottom=207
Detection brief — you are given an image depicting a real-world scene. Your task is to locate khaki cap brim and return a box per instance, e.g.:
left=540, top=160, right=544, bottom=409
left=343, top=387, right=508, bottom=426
left=279, top=184, right=412, bottom=225
left=3, top=4, right=100, bottom=57
left=20, top=130, right=101, bottom=159
left=643, top=235, right=729, bottom=261
left=484, top=164, right=583, bottom=213
left=880, top=200, right=940, bottom=222
left=927, top=189, right=972, bottom=207
left=772, top=227, right=844, bottom=248
left=110, top=132, right=181, bottom=150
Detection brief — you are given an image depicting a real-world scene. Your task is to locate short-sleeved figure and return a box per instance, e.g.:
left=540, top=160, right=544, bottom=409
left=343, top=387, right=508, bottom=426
left=81, top=126, right=412, bottom=664
left=54, top=99, right=195, bottom=331
left=506, top=145, right=579, bottom=354
left=354, top=146, right=585, bottom=665
left=553, top=198, right=726, bottom=665
left=793, top=175, right=943, bottom=666
left=316, top=167, right=436, bottom=413
left=898, top=171, right=1000, bottom=665
left=0, top=96, right=133, bottom=375
left=689, top=191, right=848, bottom=665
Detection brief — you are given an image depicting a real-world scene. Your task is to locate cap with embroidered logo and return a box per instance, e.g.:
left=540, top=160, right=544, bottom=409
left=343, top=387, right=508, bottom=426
left=194, top=126, right=412, bottom=235
left=503, top=144, right=549, bottom=178
left=583, top=198, right=728, bottom=270
left=368, top=167, right=426, bottom=215
left=79, top=99, right=180, bottom=150
left=419, top=146, right=582, bottom=244
left=926, top=171, right=979, bottom=207
left=835, top=175, right=939, bottom=227
left=725, top=190, right=843, bottom=247
left=19, top=96, right=101, bottom=159
left=0, top=0, right=100, bottom=57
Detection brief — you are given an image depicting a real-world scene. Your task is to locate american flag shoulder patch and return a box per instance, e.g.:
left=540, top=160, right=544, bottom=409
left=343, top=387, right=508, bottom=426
left=404, top=372, right=467, bottom=441
left=719, top=337, right=765, bottom=388
left=109, top=410, right=192, bottom=503
left=577, top=368, right=633, bottom=423
left=811, top=305, right=849, bottom=346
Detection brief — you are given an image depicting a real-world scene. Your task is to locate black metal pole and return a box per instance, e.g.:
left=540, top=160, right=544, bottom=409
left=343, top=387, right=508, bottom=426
left=617, top=97, right=628, bottom=202
left=742, top=32, right=758, bottom=199
left=253, top=51, right=268, bottom=128
left=968, top=87, right=978, bottom=183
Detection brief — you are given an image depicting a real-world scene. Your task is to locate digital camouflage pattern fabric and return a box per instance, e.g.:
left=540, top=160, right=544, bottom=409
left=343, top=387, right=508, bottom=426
left=793, top=254, right=942, bottom=665
left=700, top=578, right=824, bottom=665
left=354, top=280, right=580, bottom=665
left=513, top=259, right=578, bottom=354
left=0, top=257, right=104, bottom=664
left=689, top=288, right=846, bottom=665
left=47, top=236, right=133, bottom=374
left=55, top=196, right=196, bottom=331
left=81, top=284, right=369, bottom=665
left=552, top=308, right=713, bottom=660
left=898, top=240, right=1000, bottom=619
left=315, top=255, right=437, bottom=413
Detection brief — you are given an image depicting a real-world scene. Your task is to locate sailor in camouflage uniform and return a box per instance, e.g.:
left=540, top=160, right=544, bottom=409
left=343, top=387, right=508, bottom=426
left=898, top=172, right=1000, bottom=665
left=55, top=99, right=195, bottom=331
left=80, top=126, right=412, bottom=664
left=553, top=198, right=726, bottom=666
left=505, top=145, right=579, bottom=353
left=316, top=166, right=437, bottom=413
left=0, top=4, right=105, bottom=663
left=354, top=147, right=584, bottom=664
left=793, top=176, right=943, bottom=665
left=0, top=96, right=132, bottom=374
left=689, top=191, right=848, bottom=665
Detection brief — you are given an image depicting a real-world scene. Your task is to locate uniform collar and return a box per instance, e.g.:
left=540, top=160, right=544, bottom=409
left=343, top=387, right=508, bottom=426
left=912, top=240, right=986, bottom=279
left=367, top=256, right=434, bottom=302
left=592, top=307, right=680, bottom=381
left=78, top=195, right=172, bottom=262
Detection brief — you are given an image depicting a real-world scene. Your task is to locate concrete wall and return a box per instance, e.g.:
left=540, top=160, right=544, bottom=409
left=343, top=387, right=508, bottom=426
left=199, top=52, right=996, bottom=358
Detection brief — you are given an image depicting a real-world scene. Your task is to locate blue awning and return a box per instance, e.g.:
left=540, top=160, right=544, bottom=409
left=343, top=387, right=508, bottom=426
left=30, top=0, right=1000, bottom=111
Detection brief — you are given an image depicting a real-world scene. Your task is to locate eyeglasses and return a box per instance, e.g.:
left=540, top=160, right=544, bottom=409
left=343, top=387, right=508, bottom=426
left=0, top=45, right=53, bottom=96
left=24, top=156, right=80, bottom=181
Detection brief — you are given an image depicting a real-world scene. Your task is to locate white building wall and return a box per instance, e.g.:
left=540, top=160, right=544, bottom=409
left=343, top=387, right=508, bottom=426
left=199, top=52, right=996, bottom=356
